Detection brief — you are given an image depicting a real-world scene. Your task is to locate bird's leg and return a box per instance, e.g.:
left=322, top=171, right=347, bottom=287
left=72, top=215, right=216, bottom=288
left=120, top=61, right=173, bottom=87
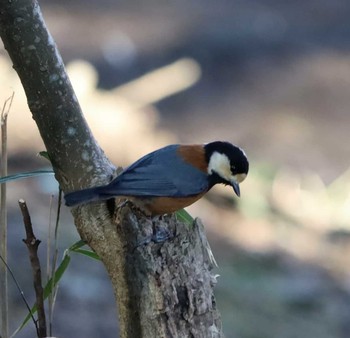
left=133, top=214, right=174, bottom=250
left=115, top=199, right=129, bottom=209
left=150, top=215, right=173, bottom=243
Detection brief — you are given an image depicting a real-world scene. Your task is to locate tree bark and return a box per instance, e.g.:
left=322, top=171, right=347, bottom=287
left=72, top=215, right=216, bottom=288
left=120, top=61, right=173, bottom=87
left=0, top=1, right=224, bottom=337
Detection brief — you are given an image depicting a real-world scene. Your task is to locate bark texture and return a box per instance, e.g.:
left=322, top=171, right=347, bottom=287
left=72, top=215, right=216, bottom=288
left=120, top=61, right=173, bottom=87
left=0, top=1, right=224, bottom=337
left=111, top=204, right=222, bottom=337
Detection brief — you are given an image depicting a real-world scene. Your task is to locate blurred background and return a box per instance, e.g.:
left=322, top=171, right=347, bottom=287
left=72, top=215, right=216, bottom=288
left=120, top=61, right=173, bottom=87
left=1, top=0, right=350, bottom=337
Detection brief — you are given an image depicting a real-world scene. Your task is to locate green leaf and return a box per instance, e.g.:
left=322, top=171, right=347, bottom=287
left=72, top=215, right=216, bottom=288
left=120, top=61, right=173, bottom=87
left=13, top=239, right=100, bottom=335
left=11, top=240, right=100, bottom=338
left=13, top=253, right=71, bottom=335
left=38, top=151, right=51, bottom=162
left=43, top=253, right=71, bottom=298
left=68, top=239, right=87, bottom=251
left=0, top=169, right=54, bottom=184
left=72, top=249, right=100, bottom=261
left=175, top=209, right=194, bottom=225
left=69, top=239, right=100, bottom=260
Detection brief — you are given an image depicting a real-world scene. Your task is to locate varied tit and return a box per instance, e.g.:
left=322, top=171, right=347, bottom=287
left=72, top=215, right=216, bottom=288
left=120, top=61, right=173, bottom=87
left=64, top=141, right=249, bottom=215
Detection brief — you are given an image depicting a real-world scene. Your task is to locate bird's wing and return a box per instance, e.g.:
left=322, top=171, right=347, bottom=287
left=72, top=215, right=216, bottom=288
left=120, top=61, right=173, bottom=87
left=98, top=145, right=208, bottom=198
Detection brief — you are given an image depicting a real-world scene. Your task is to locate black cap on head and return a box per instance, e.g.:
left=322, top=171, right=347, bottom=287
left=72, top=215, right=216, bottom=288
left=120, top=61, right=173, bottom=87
left=204, top=141, right=249, bottom=175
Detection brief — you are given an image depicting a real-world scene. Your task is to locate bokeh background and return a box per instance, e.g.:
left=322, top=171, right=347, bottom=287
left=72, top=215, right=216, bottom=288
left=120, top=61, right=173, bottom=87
left=2, top=1, right=350, bottom=337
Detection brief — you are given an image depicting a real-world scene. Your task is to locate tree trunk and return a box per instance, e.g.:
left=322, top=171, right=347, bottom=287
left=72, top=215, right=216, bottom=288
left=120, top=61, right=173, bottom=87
left=0, top=1, right=224, bottom=337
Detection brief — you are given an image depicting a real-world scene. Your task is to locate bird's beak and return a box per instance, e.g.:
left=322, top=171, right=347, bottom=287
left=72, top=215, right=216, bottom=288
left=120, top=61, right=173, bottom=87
left=231, top=173, right=247, bottom=197
left=231, top=180, right=241, bottom=197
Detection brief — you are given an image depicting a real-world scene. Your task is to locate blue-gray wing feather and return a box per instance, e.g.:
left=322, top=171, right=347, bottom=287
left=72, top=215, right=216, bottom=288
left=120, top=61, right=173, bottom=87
left=98, top=145, right=208, bottom=197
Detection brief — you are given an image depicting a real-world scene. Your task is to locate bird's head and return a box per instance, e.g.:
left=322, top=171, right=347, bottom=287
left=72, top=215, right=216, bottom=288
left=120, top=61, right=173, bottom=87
left=205, top=141, right=249, bottom=196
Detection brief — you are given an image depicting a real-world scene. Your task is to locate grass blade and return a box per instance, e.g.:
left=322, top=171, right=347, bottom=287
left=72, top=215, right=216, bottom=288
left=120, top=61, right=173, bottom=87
left=175, top=209, right=194, bottom=225
left=71, top=248, right=100, bottom=260
left=0, top=170, right=54, bottom=184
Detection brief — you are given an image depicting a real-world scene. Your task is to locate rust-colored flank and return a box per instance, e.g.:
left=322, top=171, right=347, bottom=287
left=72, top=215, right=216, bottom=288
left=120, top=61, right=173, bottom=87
left=144, top=194, right=206, bottom=215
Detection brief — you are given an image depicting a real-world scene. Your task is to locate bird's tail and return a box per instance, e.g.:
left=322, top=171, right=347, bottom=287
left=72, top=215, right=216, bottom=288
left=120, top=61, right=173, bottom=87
left=64, top=187, right=101, bottom=207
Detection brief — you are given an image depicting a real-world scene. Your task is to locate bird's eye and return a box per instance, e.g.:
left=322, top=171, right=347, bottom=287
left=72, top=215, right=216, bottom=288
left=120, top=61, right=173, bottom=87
left=230, top=165, right=236, bottom=173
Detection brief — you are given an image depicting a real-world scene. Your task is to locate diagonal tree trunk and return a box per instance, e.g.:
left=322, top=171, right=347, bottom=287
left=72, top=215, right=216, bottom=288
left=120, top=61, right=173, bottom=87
left=0, top=1, right=224, bottom=337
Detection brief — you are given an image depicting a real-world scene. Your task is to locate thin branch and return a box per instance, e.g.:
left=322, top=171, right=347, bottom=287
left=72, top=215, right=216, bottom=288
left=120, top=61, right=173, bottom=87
left=0, top=92, right=14, bottom=338
left=19, top=199, right=47, bottom=338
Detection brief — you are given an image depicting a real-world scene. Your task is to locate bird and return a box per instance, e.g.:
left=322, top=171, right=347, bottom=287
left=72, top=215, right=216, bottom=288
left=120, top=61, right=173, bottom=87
left=64, top=141, right=249, bottom=215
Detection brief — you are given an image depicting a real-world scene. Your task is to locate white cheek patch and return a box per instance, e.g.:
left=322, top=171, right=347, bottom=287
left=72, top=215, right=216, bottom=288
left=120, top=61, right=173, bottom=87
left=208, top=152, right=231, bottom=181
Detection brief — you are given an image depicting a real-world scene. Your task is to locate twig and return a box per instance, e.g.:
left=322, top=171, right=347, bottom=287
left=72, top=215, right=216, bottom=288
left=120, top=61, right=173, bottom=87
left=0, top=92, right=14, bottom=338
left=19, top=199, right=47, bottom=338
